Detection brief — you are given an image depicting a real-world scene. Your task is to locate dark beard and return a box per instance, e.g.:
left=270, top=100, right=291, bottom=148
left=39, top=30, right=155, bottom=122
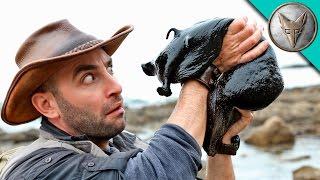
left=54, top=92, right=125, bottom=139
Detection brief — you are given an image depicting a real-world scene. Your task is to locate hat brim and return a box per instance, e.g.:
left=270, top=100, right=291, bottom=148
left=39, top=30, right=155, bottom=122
left=1, top=25, right=134, bottom=125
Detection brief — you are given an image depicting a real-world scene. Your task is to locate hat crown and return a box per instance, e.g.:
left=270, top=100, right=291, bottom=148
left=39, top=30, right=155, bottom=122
left=15, top=19, right=96, bottom=68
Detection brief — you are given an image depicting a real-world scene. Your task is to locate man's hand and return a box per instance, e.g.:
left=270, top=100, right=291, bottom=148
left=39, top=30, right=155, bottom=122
left=214, top=17, right=269, bottom=73
left=222, top=108, right=253, bottom=144
left=206, top=108, right=253, bottom=180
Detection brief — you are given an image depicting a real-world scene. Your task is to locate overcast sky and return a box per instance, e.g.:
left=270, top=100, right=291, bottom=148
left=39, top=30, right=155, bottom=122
left=0, top=0, right=317, bottom=105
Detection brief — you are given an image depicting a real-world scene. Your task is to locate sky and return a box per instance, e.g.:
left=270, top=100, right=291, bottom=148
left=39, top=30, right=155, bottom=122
left=0, top=3, right=319, bottom=177
left=0, top=0, right=319, bottom=106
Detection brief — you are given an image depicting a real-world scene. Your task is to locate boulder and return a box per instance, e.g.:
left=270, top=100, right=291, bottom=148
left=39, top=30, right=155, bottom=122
left=244, top=116, right=295, bottom=147
left=0, top=128, right=5, bottom=135
left=0, top=129, right=39, bottom=144
left=282, top=155, right=310, bottom=162
left=293, top=166, right=320, bottom=180
left=126, top=102, right=174, bottom=125
left=254, top=101, right=315, bottom=124
left=253, top=86, right=320, bottom=136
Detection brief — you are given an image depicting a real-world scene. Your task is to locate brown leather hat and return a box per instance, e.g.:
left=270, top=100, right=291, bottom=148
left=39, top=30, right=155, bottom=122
left=1, top=19, right=134, bottom=125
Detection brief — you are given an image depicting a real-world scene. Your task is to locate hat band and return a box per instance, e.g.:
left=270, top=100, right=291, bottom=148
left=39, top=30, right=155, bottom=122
left=64, top=39, right=103, bottom=55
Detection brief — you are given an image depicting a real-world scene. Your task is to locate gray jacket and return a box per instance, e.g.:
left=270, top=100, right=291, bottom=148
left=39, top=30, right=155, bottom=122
left=1, top=119, right=202, bottom=179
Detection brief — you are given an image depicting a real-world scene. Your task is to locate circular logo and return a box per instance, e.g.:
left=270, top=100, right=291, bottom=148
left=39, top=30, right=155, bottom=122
left=268, top=2, right=317, bottom=52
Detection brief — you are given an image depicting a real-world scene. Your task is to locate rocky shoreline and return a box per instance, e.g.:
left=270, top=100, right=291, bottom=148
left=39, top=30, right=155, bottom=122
left=125, top=85, right=320, bottom=137
left=126, top=85, right=320, bottom=179
left=1, top=85, right=320, bottom=179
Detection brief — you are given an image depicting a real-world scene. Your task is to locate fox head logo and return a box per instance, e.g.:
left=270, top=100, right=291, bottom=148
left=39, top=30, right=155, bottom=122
left=278, top=12, right=307, bottom=47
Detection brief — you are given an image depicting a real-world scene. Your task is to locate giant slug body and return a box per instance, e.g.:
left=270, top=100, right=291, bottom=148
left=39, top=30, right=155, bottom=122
left=141, top=18, right=284, bottom=156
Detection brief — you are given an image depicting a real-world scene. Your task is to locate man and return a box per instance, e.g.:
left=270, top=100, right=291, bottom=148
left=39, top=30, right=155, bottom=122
left=0, top=18, right=267, bottom=179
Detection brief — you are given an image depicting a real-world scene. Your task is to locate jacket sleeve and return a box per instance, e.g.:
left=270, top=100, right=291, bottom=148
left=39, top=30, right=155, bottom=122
left=125, top=124, right=202, bottom=180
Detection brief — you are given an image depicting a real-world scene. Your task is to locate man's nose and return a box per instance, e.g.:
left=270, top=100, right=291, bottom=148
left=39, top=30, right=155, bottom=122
left=103, top=74, right=122, bottom=98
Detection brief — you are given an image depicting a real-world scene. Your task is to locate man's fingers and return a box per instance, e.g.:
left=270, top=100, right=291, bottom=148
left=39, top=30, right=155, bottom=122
left=224, top=108, right=254, bottom=138
left=236, top=108, right=254, bottom=120
left=237, top=27, right=263, bottom=54
left=227, top=17, right=248, bottom=35
left=239, top=40, right=269, bottom=63
left=234, top=22, right=257, bottom=42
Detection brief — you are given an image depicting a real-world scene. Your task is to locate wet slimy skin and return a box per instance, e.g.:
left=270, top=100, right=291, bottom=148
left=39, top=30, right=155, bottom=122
left=141, top=18, right=284, bottom=156
left=142, top=18, right=233, bottom=96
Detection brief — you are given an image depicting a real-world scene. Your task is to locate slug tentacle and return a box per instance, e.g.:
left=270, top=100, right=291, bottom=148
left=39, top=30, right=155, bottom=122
left=166, top=28, right=180, bottom=39
left=141, top=62, right=156, bottom=76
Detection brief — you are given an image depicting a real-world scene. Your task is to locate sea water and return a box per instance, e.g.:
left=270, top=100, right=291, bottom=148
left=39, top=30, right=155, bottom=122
left=232, top=136, right=320, bottom=180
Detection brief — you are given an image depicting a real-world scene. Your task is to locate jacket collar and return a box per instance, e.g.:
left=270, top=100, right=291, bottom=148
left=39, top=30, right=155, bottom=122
left=40, top=117, right=89, bottom=141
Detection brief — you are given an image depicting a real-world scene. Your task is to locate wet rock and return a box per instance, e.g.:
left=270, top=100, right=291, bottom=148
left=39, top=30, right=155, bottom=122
left=239, top=153, right=248, bottom=158
left=124, top=124, right=144, bottom=134
left=0, top=128, right=5, bottom=135
left=125, top=102, right=174, bottom=125
left=244, top=116, right=295, bottom=147
left=0, top=129, right=39, bottom=144
left=254, top=101, right=315, bottom=125
left=125, top=85, right=320, bottom=141
left=293, top=166, right=320, bottom=180
left=282, top=155, right=311, bottom=162
left=254, top=86, right=320, bottom=136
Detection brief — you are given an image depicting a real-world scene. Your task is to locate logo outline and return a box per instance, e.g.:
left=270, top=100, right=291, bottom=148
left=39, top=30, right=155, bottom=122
left=268, top=2, right=318, bottom=52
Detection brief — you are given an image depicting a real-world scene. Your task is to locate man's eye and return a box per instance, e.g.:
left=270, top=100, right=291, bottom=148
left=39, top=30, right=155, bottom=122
left=107, top=67, right=114, bottom=75
left=83, top=74, right=95, bottom=84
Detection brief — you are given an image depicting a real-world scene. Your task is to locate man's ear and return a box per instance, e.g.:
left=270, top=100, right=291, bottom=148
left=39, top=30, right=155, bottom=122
left=31, top=92, right=59, bottom=119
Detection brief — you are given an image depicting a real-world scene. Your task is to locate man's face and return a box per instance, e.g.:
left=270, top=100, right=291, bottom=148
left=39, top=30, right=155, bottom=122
left=51, top=49, right=125, bottom=139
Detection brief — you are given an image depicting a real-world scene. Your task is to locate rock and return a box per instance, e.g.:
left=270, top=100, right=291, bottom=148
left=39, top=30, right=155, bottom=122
left=240, top=153, right=248, bottom=158
left=124, top=124, right=144, bottom=134
left=282, top=155, right=311, bottom=162
left=253, top=86, right=320, bottom=136
left=293, top=166, right=320, bottom=180
left=0, top=128, right=5, bottom=135
left=126, top=101, right=175, bottom=125
left=0, top=129, right=39, bottom=143
left=313, top=103, right=320, bottom=123
left=123, top=85, right=320, bottom=137
left=254, top=101, right=315, bottom=125
left=244, top=116, right=295, bottom=147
